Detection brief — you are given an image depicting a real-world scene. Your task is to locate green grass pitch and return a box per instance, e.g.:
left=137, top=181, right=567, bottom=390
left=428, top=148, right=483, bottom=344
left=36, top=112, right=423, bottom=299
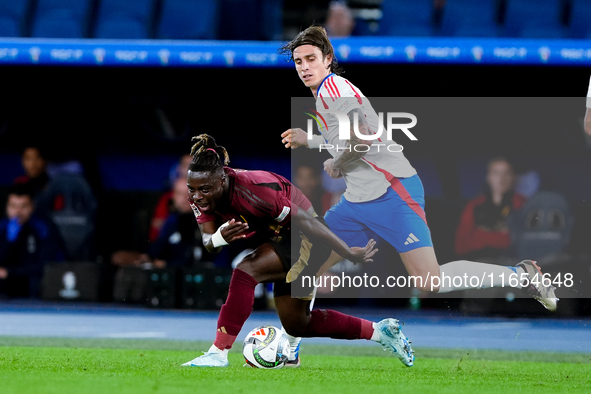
left=0, top=337, right=589, bottom=394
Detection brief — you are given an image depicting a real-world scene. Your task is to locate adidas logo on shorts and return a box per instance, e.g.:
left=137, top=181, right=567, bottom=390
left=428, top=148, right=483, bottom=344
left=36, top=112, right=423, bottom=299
left=404, top=233, right=420, bottom=245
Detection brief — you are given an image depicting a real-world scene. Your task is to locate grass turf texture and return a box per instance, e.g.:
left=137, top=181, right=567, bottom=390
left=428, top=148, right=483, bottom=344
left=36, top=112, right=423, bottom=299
left=0, top=337, right=589, bottom=394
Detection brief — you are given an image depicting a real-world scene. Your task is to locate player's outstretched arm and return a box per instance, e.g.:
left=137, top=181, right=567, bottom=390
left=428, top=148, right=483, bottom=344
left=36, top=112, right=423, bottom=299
left=199, top=219, right=249, bottom=254
left=293, top=207, right=377, bottom=265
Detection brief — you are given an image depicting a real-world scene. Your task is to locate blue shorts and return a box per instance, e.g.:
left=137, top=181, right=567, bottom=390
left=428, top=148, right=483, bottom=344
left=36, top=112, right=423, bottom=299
left=324, top=174, right=433, bottom=253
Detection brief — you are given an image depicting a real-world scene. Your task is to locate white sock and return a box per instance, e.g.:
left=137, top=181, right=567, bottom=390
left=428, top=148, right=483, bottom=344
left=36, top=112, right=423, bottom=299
left=282, top=329, right=302, bottom=360
left=208, top=344, right=229, bottom=358
left=438, top=260, right=526, bottom=293
left=370, top=322, right=380, bottom=342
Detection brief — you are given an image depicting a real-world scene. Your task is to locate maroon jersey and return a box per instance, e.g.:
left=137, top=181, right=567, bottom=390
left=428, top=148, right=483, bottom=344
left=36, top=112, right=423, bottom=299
left=190, top=167, right=312, bottom=242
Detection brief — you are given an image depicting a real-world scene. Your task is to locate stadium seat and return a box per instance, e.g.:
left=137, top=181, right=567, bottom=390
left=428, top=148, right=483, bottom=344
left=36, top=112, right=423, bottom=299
left=181, top=266, right=232, bottom=310
left=32, top=0, right=92, bottom=38
left=507, top=191, right=574, bottom=262
left=377, top=0, right=434, bottom=37
left=146, top=267, right=177, bottom=308
left=503, top=0, right=566, bottom=38
left=157, top=0, right=220, bottom=39
left=217, top=0, right=283, bottom=41
left=531, top=157, right=591, bottom=203
left=260, top=0, right=283, bottom=41
left=0, top=16, right=20, bottom=37
left=36, top=174, right=98, bottom=261
left=0, top=0, right=30, bottom=37
left=94, top=0, right=154, bottom=39
left=440, top=0, right=500, bottom=37
left=351, top=18, right=376, bottom=37
left=569, top=0, right=591, bottom=38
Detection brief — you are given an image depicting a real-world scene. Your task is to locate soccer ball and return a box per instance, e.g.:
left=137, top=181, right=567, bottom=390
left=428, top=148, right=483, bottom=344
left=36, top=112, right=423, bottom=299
left=242, top=325, right=290, bottom=369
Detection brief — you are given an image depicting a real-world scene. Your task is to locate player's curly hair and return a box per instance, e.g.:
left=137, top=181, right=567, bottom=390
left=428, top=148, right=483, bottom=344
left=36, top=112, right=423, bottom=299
left=188, top=134, right=230, bottom=175
left=279, top=25, right=344, bottom=76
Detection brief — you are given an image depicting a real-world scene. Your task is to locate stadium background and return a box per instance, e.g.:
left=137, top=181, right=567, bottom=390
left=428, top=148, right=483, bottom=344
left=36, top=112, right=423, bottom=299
left=0, top=0, right=590, bottom=315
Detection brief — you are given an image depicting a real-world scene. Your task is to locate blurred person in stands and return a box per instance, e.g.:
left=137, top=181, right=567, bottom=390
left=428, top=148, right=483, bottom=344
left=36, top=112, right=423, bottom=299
left=325, top=1, right=355, bottom=38
left=113, top=178, right=214, bottom=269
left=293, top=163, right=326, bottom=215
left=0, top=184, right=65, bottom=298
left=585, top=74, right=591, bottom=136
left=149, top=154, right=193, bottom=241
left=433, top=0, right=447, bottom=26
left=455, top=157, right=526, bottom=260
left=294, top=163, right=346, bottom=215
left=111, top=178, right=214, bottom=302
left=13, top=146, right=50, bottom=200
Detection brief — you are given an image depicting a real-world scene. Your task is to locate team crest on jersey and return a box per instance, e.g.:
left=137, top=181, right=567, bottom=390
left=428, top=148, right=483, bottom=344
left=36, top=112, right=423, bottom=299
left=190, top=202, right=202, bottom=218
left=335, top=99, right=352, bottom=113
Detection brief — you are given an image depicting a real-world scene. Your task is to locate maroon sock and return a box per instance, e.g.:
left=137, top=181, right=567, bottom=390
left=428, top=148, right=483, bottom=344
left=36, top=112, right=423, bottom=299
left=303, top=309, right=374, bottom=340
left=213, top=269, right=258, bottom=350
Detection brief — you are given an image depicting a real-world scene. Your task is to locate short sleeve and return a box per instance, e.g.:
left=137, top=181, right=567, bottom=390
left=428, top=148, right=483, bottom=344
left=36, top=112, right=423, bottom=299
left=318, top=75, right=363, bottom=115
left=271, top=194, right=295, bottom=226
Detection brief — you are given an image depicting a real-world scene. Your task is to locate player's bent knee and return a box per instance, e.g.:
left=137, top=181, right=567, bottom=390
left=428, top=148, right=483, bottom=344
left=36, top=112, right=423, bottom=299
left=234, top=258, right=257, bottom=277
left=234, top=246, right=270, bottom=280
left=275, top=300, right=311, bottom=337
left=234, top=244, right=285, bottom=283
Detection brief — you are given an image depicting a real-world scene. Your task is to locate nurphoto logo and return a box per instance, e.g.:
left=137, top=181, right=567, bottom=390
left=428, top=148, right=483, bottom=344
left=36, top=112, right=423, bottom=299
left=304, top=108, right=418, bottom=153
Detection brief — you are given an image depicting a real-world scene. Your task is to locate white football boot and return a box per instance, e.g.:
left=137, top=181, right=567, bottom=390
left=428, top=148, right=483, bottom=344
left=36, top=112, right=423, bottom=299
left=282, top=328, right=302, bottom=368
left=182, top=346, right=229, bottom=367
left=375, top=318, right=414, bottom=367
left=517, top=259, right=559, bottom=312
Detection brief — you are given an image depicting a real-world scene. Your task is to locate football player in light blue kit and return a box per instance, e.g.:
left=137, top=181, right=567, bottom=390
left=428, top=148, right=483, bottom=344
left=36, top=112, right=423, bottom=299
left=280, top=25, right=559, bottom=365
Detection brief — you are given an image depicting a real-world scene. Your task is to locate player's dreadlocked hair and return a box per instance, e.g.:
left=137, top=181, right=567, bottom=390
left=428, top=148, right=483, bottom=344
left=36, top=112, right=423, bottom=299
left=188, top=134, right=230, bottom=176
left=279, top=25, right=344, bottom=76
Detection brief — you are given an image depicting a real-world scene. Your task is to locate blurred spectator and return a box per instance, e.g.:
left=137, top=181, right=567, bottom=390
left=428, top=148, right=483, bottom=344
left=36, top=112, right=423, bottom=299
left=325, top=1, right=355, bottom=38
left=293, top=164, right=326, bottom=214
left=35, top=172, right=98, bottom=261
left=13, top=146, right=50, bottom=199
left=111, top=178, right=214, bottom=302
left=454, top=157, right=526, bottom=259
left=113, top=178, right=212, bottom=269
left=0, top=184, right=65, bottom=298
left=433, top=0, right=446, bottom=26
left=149, top=154, right=193, bottom=241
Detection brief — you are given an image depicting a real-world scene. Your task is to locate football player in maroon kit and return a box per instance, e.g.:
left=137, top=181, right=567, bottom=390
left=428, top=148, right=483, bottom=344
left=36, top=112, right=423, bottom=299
left=181, top=134, right=414, bottom=368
